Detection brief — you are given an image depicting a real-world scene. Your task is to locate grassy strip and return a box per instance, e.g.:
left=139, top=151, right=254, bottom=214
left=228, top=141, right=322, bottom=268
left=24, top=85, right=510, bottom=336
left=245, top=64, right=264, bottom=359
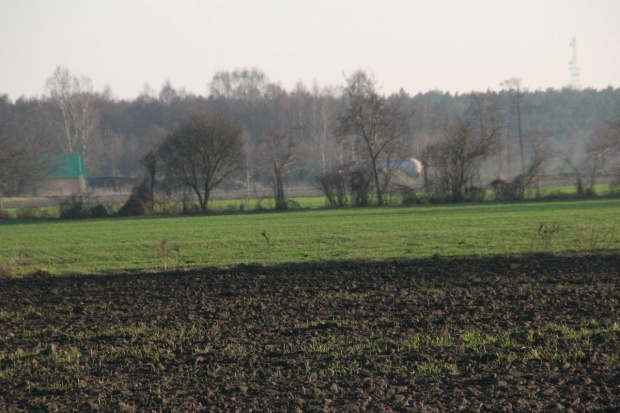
left=0, top=198, right=618, bottom=275
left=0, top=183, right=614, bottom=218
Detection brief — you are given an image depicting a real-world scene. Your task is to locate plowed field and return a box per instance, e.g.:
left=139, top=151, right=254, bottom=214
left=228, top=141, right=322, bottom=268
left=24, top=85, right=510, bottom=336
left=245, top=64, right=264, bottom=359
left=1, top=254, right=618, bottom=411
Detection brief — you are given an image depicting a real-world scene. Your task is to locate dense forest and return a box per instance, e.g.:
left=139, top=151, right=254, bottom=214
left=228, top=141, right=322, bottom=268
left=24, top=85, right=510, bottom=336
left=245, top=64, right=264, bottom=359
left=1, top=66, right=619, bottom=200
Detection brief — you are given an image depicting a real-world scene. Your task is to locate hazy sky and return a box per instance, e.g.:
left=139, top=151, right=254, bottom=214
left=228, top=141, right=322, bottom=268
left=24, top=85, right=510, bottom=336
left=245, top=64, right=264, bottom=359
left=1, top=0, right=619, bottom=101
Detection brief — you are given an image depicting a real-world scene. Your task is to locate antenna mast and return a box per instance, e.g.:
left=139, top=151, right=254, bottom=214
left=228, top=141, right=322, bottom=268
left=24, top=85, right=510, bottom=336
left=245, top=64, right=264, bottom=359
left=569, top=37, right=581, bottom=90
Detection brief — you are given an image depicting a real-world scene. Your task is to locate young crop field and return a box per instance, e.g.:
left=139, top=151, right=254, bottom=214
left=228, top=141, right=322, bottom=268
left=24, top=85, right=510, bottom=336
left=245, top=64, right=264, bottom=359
left=0, top=255, right=618, bottom=410
left=0, top=198, right=619, bottom=276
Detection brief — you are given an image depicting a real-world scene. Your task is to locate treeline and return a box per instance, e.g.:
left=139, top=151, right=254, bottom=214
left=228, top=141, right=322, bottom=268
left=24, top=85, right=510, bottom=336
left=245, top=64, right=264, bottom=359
left=1, top=66, right=619, bottom=200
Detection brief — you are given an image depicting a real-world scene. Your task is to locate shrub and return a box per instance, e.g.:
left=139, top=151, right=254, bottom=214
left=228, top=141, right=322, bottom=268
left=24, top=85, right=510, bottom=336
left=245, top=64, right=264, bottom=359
left=399, top=185, right=418, bottom=205
left=89, top=204, right=109, bottom=218
left=315, top=171, right=348, bottom=208
left=117, top=196, right=152, bottom=217
left=153, top=239, right=180, bottom=271
left=489, top=179, right=514, bottom=201
left=286, top=199, right=301, bottom=209
left=609, top=166, right=620, bottom=195
left=0, top=200, right=9, bottom=221
left=0, top=249, right=30, bottom=277
left=59, top=195, right=89, bottom=219
left=181, top=199, right=200, bottom=215
left=350, top=169, right=373, bottom=207
left=464, top=186, right=486, bottom=202
left=117, top=181, right=154, bottom=217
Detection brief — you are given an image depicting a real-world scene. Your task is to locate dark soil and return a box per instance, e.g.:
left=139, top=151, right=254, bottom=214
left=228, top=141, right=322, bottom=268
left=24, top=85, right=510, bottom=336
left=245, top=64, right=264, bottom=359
left=1, top=254, right=618, bottom=411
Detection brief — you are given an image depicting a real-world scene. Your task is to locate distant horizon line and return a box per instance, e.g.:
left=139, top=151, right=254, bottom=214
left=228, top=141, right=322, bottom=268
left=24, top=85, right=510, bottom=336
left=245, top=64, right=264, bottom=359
left=2, top=82, right=618, bottom=104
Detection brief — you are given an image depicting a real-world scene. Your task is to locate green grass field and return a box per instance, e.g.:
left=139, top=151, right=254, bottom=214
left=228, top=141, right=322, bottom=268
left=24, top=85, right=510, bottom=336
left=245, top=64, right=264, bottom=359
left=1, top=198, right=618, bottom=276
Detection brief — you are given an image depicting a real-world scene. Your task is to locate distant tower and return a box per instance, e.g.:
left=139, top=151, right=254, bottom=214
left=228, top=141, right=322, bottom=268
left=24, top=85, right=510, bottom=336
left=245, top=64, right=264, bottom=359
left=569, top=37, right=581, bottom=90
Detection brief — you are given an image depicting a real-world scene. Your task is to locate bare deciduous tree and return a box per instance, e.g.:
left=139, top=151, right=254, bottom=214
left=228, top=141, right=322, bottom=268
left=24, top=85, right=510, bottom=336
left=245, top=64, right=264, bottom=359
left=140, top=150, right=158, bottom=209
left=501, top=78, right=527, bottom=174
left=262, top=132, right=296, bottom=210
left=311, top=83, right=339, bottom=175
left=349, top=167, right=374, bottom=207
left=584, top=123, right=619, bottom=194
left=209, top=68, right=270, bottom=102
left=561, top=155, right=585, bottom=196
left=337, top=70, right=410, bottom=206
left=466, top=92, right=505, bottom=179
left=423, top=116, right=500, bottom=202
left=158, top=114, right=245, bottom=212
left=45, top=66, right=98, bottom=157
left=314, top=170, right=347, bottom=208
left=605, top=112, right=620, bottom=153
left=509, top=139, right=553, bottom=200
left=158, top=79, right=188, bottom=104
left=562, top=113, right=620, bottom=197
left=597, top=111, right=620, bottom=192
left=0, top=110, right=51, bottom=197
left=0, top=131, right=9, bottom=195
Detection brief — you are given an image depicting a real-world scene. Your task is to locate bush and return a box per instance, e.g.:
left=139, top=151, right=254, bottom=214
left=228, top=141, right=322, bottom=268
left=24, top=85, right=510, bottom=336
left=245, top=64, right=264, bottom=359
left=89, top=204, right=109, bottom=218
left=117, top=195, right=152, bottom=217
left=117, top=181, right=154, bottom=217
left=464, top=186, right=486, bottom=202
left=349, top=169, right=373, bottom=207
left=315, top=171, right=348, bottom=208
left=16, top=207, right=40, bottom=220
left=0, top=248, right=30, bottom=277
left=286, top=199, right=301, bottom=209
left=0, top=199, right=9, bottom=221
left=181, top=199, right=200, bottom=215
left=489, top=179, right=514, bottom=201
left=609, top=166, right=620, bottom=195
left=59, top=195, right=89, bottom=219
left=399, top=185, right=418, bottom=205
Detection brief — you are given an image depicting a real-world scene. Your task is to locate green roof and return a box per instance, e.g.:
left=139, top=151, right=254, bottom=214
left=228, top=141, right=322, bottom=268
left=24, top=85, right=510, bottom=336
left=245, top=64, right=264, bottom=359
left=46, top=153, right=89, bottom=180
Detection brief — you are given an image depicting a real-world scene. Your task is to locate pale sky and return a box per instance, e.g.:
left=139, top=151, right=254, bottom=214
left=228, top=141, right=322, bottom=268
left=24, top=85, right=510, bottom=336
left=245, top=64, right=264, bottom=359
left=1, top=0, right=619, bottom=101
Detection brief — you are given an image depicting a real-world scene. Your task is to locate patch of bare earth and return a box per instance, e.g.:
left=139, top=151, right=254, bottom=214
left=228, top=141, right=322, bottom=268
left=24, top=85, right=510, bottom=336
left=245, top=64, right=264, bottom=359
left=1, top=254, right=618, bottom=411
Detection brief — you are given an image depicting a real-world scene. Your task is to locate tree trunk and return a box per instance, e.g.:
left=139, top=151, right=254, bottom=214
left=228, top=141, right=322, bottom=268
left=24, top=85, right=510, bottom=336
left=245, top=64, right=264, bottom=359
left=452, top=169, right=464, bottom=202
left=497, top=140, right=503, bottom=179
left=516, top=94, right=525, bottom=173
left=148, top=173, right=155, bottom=209
left=246, top=167, right=251, bottom=206
left=202, top=184, right=212, bottom=213
left=274, top=166, right=287, bottom=210
left=422, top=160, right=429, bottom=192
left=589, top=154, right=600, bottom=195
left=191, top=186, right=206, bottom=213
left=370, top=157, right=383, bottom=206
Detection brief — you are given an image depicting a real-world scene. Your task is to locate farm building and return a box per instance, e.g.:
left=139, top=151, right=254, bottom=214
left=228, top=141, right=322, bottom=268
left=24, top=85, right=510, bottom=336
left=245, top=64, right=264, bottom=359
left=89, top=176, right=137, bottom=193
left=39, top=153, right=89, bottom=197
